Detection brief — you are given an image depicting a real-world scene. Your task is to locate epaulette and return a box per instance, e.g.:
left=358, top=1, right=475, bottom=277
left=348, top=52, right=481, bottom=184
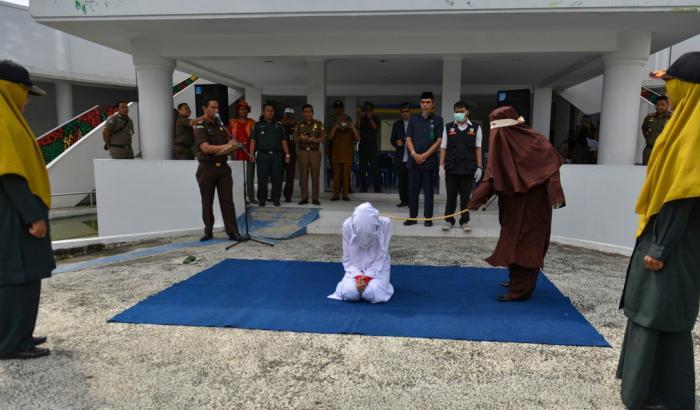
left=194, top=125, right=204, bottom=129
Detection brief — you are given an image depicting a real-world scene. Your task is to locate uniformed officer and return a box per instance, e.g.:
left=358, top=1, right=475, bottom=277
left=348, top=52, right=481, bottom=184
left=356, top=101, right=383, bottom=193
left=281, top=107, right=297, bottom=202
left=405, top=91, right=444, bottom=227
left=294, top=104, right=326, bottom=205
left=328, top=100, right=354, bottom=195
left=250, top=103, right=290, bottom=207
left=329, top=111, right=359, bottom=201
left=103, top=100, right=135, bottom=159
left=641, top=95, right=672, bottom=165
left=439, top=101, right=483, bottom=232
left=173, top=103, right=203, bottom=160
left=193, top=97, right=243, bottom=242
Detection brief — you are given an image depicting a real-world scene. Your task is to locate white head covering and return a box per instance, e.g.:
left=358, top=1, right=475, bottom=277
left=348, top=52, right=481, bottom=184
left=350, top=202, right=380, bottom=249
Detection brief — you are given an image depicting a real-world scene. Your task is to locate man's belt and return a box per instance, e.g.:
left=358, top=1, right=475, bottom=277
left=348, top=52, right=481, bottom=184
left=199, top=160, right=226, bottom=167
left=174, top=143, right=191, bottom=148
left=259, top=150, right=281, bottom=155
left=301, top=147, right=319, bottom=151
left=109, top=144, right=128, bottom=149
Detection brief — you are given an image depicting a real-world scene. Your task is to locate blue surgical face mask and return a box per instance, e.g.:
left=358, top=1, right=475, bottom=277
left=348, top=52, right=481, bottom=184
left=453, top=112, right=466, bottom=122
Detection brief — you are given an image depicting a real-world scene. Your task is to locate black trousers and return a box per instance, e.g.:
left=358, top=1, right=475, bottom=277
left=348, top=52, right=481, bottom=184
left=283, top=151, right=296, bottom=201
left=359, top=146, right=381, bottom=191
left=408, top=169, right=435, bottom=218
left=397, top=161, right=408, bottom=204
left=444, top=173, right=474, bottom=225
left=0, top=281, right=41, bottom=354
left=196, top=163, right=238, bottom=236
left=256, top=151, right=283, bottom=203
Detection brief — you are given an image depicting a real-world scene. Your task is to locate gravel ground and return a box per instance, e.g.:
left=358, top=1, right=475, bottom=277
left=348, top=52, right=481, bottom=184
left=1, top=235, right=697, bottom=409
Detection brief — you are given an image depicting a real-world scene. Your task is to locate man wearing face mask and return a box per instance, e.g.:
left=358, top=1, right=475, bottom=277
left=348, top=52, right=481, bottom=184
left=328, top=202, right=394, bottom=304
left=439, top=101, right=483, bottom=232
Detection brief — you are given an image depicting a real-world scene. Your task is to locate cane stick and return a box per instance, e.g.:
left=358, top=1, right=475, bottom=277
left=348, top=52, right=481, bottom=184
left=482, top=195, right=497, bottom=211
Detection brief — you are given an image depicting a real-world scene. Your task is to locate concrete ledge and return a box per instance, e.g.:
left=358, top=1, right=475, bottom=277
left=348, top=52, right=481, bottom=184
left=550, top=236, right=633, bottom=256
left=51, top=226, right=225, bottom=251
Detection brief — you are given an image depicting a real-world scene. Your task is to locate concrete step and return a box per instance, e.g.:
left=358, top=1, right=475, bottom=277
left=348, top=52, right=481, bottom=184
left=291, top=193, right=500, bottom=238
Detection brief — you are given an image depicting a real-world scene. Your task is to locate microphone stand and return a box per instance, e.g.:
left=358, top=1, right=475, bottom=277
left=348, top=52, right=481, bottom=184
left=214, top=115, right=274, bottom=249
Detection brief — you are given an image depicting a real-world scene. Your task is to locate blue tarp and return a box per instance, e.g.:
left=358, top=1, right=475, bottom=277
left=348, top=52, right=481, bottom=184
left=111, top=259, right=610, bottom=347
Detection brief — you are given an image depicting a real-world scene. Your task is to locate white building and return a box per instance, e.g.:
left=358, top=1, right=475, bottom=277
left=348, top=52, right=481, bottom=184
left=20, top=0, right=700, bottom=252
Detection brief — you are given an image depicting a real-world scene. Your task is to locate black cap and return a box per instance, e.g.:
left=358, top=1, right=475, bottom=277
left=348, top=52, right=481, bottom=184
left=399, top=102, right=410, bottom=110
left=333, top=99, right=344, bottom=108
left=0, top=60, right=46, bottom=96
left=420, top=91, right=434, bottom=100
left=363, top=101, right=375, bottom=109
left=666, top=52, right=700, bottom=84
left=650, top=52, right=700, bottom=84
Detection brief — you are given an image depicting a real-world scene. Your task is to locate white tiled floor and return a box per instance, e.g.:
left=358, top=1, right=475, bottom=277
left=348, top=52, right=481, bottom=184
left=276, top=192, right=500, bottom=238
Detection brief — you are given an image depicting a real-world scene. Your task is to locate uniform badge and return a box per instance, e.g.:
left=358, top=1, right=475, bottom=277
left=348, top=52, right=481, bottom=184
left=450, top=128, right=455, bottom=133
left=261, top=131, right=265, bottom=134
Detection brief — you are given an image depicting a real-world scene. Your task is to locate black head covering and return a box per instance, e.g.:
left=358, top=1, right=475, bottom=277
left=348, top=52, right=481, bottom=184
left=0, top=60, right=46, bottom=96
left=666, top=52, right=700, bottom=84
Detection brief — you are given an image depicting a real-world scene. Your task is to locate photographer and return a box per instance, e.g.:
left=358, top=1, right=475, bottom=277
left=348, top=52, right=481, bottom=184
left=330, top=110, right=359, bottom=201
left=355, top=101, right=382, bottom=193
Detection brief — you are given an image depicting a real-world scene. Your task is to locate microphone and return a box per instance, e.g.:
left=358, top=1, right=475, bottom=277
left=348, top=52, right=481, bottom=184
left=214, top=112, right=225, bottom=126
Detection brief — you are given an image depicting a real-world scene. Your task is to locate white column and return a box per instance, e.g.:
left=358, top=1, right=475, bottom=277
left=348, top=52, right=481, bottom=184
left=244, top=86, right=262, bottom=121
left=441, top=57, right=462, bottom=121
left=598, top=31, right=651, bottom=165
left=532, top=87, right=553, bottom=138
left=55, top=80, right=73, bottom=124
left=344, top=96, right=357, bottom=121
left=306, top=59, right=327, bottom=192
left=132, top=53, right=175, bottom=160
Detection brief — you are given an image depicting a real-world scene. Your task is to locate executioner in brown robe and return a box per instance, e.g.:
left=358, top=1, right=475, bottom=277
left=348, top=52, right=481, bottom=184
left=468, top=106, right=565, bottom=302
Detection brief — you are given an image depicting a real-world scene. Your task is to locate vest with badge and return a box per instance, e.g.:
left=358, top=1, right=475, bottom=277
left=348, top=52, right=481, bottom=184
left=444, top=121, right=479, bottom=175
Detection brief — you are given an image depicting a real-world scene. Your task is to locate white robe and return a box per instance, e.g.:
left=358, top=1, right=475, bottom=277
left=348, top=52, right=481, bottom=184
left=328, top=203, right=394, bottom=303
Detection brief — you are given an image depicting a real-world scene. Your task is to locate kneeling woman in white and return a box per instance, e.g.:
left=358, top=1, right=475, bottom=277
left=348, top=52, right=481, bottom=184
left=328, top=202, right=394, bottom=303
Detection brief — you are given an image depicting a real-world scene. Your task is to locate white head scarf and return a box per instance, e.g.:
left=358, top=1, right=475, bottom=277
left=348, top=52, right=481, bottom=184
left=350, top=202, right=380, bottom=249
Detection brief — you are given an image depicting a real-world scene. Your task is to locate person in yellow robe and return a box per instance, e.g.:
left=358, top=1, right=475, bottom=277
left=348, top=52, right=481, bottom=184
left=0, top=60, right=54, bottom=360
left=617, top=52, right=700, bottom=410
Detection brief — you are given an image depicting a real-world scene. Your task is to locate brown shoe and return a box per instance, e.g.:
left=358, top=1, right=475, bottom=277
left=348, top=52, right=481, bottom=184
left=496, top=294, right=528, bottom=302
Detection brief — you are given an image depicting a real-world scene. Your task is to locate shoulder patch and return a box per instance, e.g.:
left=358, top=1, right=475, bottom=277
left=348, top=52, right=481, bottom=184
left=194, top=125, right=204, bottom=129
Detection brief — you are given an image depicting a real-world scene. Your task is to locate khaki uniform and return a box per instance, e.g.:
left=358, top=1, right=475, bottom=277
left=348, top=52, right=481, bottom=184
left=641, top=111, right=671, bottom=165
left=174, top=116, right=195, bottom=160
left=330, top=116, right=355, bottom=199
left=294, top=120, right=325, bottom=201
left=193, top=119, right=239, bottom=236
left=105, top=114, right=134, bottom=159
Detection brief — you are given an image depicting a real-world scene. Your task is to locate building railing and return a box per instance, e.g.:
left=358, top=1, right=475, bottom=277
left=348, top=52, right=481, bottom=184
left=641, top=85, right=663, bottom=106
left=51, top=191, right=96, bottom=207
left=37, top=105, right=116, bottom=165
left=173, top=75, right=199, bottom=94
left=38, top=74, right=200, bottom=166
